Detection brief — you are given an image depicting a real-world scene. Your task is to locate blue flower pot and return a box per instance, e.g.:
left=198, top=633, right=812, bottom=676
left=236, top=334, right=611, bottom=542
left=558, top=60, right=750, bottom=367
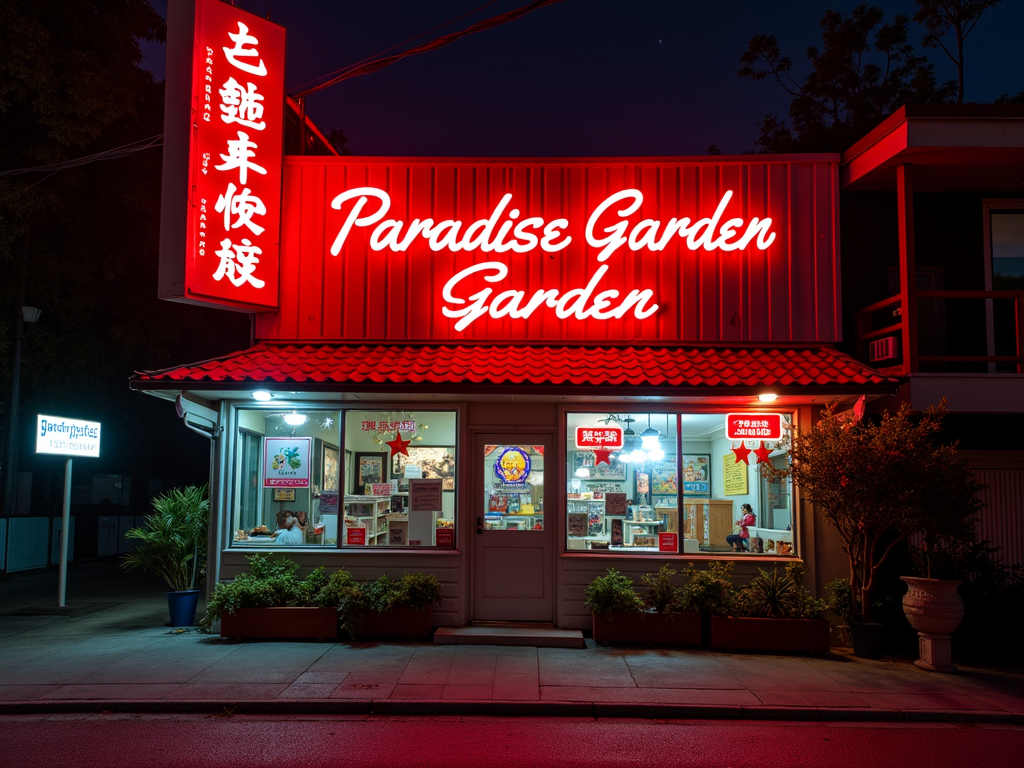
left=167, top=589, right=202, bottom=627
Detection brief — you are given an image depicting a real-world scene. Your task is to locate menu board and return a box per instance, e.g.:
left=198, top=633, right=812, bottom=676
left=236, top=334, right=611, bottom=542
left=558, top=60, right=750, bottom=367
left=410, top=479, right=443, bottom=512
left=723, top=455, right=749, bottom=496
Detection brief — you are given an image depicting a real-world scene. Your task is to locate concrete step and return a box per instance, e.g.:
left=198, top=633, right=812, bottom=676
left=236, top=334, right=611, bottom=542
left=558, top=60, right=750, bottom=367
left=434, top=625, right=586, bottom=648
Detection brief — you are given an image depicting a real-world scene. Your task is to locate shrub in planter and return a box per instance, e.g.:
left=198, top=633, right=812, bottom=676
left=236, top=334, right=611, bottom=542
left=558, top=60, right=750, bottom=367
left=712, top=563, right=831, bottom=653
left=585, top=567, right=700, bottom=645
left=200, top=555, right=344, bottom=639
left=357, top=572, right=442, bottom=638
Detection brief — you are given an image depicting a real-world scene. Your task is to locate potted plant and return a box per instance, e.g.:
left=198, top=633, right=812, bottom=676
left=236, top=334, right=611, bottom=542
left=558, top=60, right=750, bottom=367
left=586, top=566, right=701, bottom=645
left=122, top=484, right=209, bottom=627
left=711, top=563, right=831, bottom=653
left=200, top=554, right=340, bottom=640
left=357, top=572, right=442, bottom=638
left=761, top=401, right=982, bottom=659
left=678, top=561, right=737, bottom=646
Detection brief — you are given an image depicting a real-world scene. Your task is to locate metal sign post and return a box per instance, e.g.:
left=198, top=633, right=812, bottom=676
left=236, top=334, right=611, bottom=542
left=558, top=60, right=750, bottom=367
left=58, top=458, right=72, bottom=607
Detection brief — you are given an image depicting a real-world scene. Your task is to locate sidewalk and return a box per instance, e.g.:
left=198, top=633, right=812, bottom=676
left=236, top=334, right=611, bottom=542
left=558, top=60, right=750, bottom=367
left=2, top=560, right=1022, bottom=723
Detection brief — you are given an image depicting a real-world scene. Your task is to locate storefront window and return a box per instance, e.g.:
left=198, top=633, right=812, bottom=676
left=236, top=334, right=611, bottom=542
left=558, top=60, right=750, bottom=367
left=565, top=412, right=794, bottom=556
left=483, top=444, right=545, bottom=530
left=231, top=408, right=341, bottom=547
left=341, top=410, right=457, bottom=547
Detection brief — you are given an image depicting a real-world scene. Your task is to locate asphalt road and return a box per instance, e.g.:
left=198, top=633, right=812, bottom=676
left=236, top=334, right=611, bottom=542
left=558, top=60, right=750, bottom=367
left=1, top=715, right=1022, bottom=768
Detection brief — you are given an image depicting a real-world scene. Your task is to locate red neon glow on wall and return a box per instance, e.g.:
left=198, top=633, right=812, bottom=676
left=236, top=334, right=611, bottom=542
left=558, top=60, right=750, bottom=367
left=184, top=0, right=284, bottom=310
left=257, top=156, right=840, bottom=343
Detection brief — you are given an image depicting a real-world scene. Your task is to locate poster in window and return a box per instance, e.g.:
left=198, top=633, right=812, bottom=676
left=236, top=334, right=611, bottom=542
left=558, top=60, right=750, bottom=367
left=264, top=437, right=312, bottom=488
left=322, top=445, right=340, bottom=492
left=354, top=452, right=387, bottom=492
left=682, top=454, right=711, bottom=496
left=393, top=446, right=456, bottom=491
left=567, top=513, right=587, bottom=536
left=650, top=460, right=678, bottom=496
left=722, top=454, right=749, bottom=496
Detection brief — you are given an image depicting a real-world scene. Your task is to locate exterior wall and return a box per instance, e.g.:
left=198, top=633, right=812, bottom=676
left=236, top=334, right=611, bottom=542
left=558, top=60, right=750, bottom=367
left=257, top=156, right=842, bottom=344
left=966, top=450, right=1024, bottom=568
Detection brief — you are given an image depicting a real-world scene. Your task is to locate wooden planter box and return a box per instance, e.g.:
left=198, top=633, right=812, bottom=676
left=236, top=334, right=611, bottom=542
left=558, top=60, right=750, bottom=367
left=220, top=607, right=337, bottom=641
left=710, top=616, right=830, bottom=654
left=592, top=611, right=702, bottom=646
left=358, top=605, right=434, bottom=638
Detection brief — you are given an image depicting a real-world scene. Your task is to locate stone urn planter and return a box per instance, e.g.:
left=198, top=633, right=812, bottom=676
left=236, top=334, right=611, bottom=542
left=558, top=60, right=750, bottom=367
left=900, top=577, right=964, bottom=672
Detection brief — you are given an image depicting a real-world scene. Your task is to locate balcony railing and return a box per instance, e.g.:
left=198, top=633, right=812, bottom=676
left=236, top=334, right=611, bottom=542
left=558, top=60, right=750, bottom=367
left=855, top=290, right=1024, bottom=375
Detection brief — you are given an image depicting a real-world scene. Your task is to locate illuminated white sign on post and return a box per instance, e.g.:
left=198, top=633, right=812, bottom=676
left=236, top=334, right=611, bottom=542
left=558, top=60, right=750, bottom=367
left=36, top=415, right=101, bottom=458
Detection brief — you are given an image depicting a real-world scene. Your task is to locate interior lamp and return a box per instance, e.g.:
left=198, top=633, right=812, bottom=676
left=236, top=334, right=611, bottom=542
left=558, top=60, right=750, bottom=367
left=284, top=412, right=307, bottom=426
left=647, top=447, right=665, bottom=462
left=575, top=466, right=591, bottom=478
left=639, top=414, right=662, bottom=450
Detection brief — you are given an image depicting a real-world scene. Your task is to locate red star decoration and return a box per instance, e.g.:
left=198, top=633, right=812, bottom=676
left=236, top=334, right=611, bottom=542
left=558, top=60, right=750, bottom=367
left=386, top=431, right=411, bottom=457
left=592, top=447, right=614, bottom=465
left=753, top=441, right=773, bottom=464
left=731, top=442, right=752, bottom=464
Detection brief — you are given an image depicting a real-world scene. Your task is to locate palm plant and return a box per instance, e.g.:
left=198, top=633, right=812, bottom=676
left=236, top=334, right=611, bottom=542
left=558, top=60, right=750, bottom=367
left=122, top=485, right=210, bottom=592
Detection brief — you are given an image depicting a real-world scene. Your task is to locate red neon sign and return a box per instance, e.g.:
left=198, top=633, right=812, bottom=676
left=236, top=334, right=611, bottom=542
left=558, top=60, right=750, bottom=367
left=184, top=0, right=284, bottom=309
left=725, top=413, right=783, bottom=441
left=575, top=426, right=624, bottom=449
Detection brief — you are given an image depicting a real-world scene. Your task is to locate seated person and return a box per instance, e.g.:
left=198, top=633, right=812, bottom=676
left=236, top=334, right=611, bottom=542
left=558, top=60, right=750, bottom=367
left=725, top=504, right=756, bottom=552
left=294, top=509, right=308, bottom=532
left=272, top=511, right=303, bottom=545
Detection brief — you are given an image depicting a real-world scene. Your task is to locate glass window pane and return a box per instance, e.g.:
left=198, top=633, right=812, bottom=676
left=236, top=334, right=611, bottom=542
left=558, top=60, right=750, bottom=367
left=484, top=444, right=545, bottom=531
left=231, top=409, right=340, bottom=547
left=342, top=410, right=457, bottom=547
left=991, top=211, right=1024, bottom=289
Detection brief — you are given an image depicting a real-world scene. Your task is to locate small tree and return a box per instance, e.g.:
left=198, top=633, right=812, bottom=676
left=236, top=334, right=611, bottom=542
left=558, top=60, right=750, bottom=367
left=122, top=485, right=210, bottom=592
left=762, top=402, right=984, bottom=623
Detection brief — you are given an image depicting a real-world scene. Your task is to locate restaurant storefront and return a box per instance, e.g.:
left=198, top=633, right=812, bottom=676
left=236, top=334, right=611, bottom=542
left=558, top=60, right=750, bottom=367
left=136, top=0, right=897, bottom=629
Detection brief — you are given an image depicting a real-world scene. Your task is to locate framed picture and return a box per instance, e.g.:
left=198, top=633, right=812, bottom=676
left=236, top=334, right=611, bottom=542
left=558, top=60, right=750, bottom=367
left=393, top=446, right=456, bottom=491
left=322, top=444, right=340, bottom=492
left=272, top=489, right=295, bottom=502
left=354, top=452, right=387, bottom=493
left=650, top=459, right=678, bottom=496
left=634, top=469, right=650, bottom=501
left=681, top=454, right=712, bottom=497
left=572, top=451, right=625, bottom=481
left=263, top=437, right=312, bottom=488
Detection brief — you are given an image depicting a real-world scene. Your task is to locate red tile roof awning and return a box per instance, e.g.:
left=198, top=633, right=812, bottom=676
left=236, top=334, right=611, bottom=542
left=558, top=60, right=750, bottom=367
left=131, top=344, right=897, bottom=393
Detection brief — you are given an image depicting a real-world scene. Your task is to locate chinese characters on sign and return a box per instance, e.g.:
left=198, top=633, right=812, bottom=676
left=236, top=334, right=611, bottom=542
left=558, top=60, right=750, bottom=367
left=574, top=426, right=624, bottom=450
left=361, top=420, right=416, bottom=433
left=725, top=413, right=783, bottom=441
left=187, top=0, right=284, bottom=309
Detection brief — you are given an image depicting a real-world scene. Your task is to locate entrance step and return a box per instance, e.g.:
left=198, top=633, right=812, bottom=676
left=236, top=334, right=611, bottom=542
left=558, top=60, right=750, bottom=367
left=434, top=625, right=586, bottom=648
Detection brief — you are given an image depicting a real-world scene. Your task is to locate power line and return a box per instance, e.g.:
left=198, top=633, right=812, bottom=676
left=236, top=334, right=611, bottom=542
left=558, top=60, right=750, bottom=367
left=289, top=0, right=499, bottom=95
left=0, top=134, right=164, bottom=177
left=293, top=0, right=565, bottom=99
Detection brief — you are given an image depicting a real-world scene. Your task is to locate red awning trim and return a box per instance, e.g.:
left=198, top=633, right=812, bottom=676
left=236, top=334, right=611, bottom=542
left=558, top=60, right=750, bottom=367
left=131, top=344, right=898, bottom=391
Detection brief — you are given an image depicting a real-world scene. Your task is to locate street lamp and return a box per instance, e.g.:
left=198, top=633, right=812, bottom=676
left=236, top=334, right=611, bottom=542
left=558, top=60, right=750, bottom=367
left=4, top=306, right=41, bottom=515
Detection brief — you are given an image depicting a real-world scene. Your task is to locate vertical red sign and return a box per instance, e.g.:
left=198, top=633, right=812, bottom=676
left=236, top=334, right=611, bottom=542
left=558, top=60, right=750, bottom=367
left=186, top=0, right=284, bottom=309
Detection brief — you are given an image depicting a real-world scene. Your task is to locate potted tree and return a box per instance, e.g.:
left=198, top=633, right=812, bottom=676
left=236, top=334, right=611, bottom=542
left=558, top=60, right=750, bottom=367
left=711, top=563, right=831, bottom=653
left=762, top=401, right=983, bottom=659
left=122, top=484, right=209, bottom=627
left=586, top=566, right=701, bottom=645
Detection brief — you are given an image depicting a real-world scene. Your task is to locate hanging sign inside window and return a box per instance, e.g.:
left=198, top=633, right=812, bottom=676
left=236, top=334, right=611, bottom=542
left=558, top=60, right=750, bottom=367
left=263, top=437, right=311, bottom=487
left=346, top=527, right=366, bottom=545
left=575, top=426, right=624, bottom=450
left=409, top=479, right=443, bottom=512
left=725, top=413, right=783, bottom=441
left=658, top=533, right=678, bottom=553
left=163, top=0, right=285, bottom=311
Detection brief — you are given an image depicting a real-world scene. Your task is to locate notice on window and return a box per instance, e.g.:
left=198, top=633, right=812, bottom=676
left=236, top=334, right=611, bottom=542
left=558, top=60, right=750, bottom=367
left=722, top=455, right=749, bottom=496
left=568, top=513, right=587, bottom=537
left=409, top=479, right=443, bottom=512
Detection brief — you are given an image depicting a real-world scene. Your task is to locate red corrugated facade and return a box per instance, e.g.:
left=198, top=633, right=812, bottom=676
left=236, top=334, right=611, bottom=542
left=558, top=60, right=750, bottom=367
left=256, top=156, right=841, bottom=344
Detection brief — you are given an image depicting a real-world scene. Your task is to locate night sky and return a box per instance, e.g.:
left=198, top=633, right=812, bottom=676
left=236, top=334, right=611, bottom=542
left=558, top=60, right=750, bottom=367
left=143, top=0, right=1024, bottom=157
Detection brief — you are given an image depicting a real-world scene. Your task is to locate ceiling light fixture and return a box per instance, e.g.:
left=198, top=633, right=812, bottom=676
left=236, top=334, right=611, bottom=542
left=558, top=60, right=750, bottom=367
left=758, top=393, right=778, bottom=403
left=284, top=412, right=307, bottom=426
left=251, top=390, right=272, bottom=401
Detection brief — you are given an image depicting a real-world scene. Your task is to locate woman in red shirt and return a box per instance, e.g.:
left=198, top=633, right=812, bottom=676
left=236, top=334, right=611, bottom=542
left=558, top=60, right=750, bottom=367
left=726, top=504, right=756, bottom=552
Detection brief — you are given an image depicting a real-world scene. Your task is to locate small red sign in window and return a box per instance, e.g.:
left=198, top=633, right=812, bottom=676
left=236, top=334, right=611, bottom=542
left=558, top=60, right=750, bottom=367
left=575, top=426, right=624, bottom=449
left=725, top=414, right=783, bottom=441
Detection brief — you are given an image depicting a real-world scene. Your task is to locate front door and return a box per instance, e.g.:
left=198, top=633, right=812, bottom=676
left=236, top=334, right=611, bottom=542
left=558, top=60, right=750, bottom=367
left=473, top=434, right=553, bottom=622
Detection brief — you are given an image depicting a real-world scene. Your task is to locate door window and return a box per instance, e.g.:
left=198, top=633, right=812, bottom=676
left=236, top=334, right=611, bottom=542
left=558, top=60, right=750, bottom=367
left=483, top=444, right=544, bottom=531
